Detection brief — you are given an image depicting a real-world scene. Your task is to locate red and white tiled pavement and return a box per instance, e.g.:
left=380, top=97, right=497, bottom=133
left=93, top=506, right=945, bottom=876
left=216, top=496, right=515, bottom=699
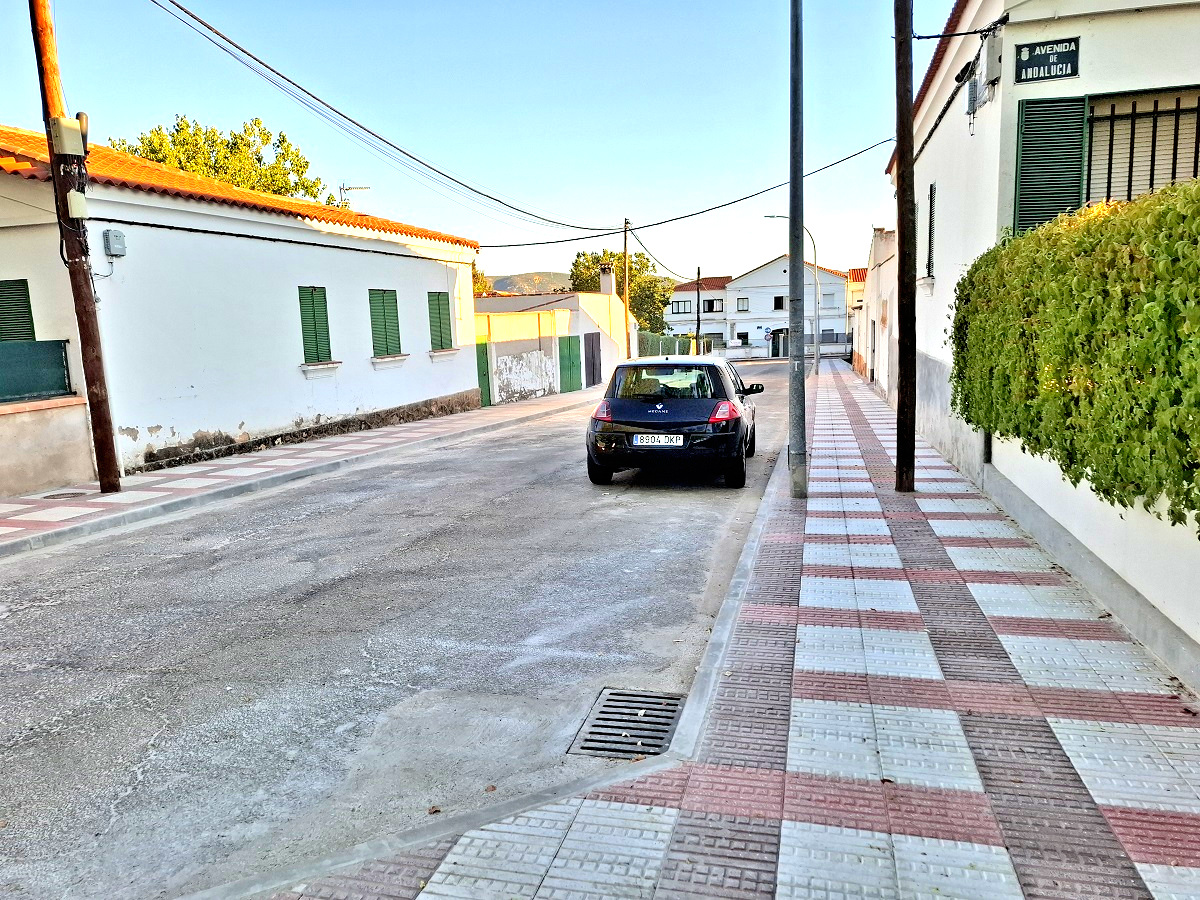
left=0, top=388, right=603, bottom=557
left=270, top=359, right=1200, bottom=900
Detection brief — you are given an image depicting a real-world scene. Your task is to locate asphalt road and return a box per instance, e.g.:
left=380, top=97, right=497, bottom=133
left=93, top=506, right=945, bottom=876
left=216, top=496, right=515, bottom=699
left=0, top=359, right=788, bottom=899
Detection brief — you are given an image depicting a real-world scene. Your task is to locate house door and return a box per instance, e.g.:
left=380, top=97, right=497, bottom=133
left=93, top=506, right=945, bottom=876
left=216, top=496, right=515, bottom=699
left=558, top=335, right=582, bottom=392
left=869, top=322, right=876, bottom=382
left=476, top=340, right=491, bottom=407
left=583, top=332, right=602, bottom=387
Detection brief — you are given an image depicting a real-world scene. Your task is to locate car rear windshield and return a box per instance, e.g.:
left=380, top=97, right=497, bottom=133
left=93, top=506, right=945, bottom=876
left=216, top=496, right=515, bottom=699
left=610, top=365, right=724, bottom=400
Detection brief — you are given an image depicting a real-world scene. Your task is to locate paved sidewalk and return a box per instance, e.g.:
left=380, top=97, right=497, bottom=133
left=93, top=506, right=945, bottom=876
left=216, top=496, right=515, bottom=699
left=0, top=387, right=602, bottom=559
left=241, top=358, right=1200, bottom=900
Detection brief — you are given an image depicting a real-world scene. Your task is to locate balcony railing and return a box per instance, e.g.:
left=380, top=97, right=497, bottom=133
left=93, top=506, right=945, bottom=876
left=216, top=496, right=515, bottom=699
left=0, top=340, right=73, bottom=404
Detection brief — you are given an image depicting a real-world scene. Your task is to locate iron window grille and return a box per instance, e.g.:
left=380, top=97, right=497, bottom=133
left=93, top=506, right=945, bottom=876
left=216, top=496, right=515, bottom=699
left=1087, top=90, right=1200, bottom=203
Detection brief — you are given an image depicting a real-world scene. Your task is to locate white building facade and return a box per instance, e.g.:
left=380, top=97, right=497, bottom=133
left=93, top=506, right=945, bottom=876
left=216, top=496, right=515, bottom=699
left=883, top=0, right=1200, bottom=683
left=0, top=126, right=479, bottom=493
left=664, top=256, right=849, bottom=358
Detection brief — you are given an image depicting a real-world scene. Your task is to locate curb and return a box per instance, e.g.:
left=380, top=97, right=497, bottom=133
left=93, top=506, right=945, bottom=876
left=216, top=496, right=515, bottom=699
left=0, top=392, right=603, bottom=563
left=174, top=444, right=785, bottom=900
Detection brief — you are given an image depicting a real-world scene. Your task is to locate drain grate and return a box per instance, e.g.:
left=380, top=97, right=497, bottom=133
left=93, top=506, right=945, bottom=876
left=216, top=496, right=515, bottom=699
left=568, top=688, right=685, bottom=759
left=42, top=491, right=87, bottom=500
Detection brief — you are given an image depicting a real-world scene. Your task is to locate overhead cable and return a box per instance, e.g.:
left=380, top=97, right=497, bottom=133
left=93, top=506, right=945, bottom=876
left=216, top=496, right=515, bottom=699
left=150, top=0, right=619, bottom=232
left=479, top=138, right=896, bottom=249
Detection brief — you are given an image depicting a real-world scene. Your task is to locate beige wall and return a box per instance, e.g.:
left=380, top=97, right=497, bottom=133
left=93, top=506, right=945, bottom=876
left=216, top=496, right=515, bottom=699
left=0, top=399, right=96, bottom=495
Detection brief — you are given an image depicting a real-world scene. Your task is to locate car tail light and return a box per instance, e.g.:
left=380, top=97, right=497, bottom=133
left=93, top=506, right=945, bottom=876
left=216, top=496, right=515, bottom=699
left=708, top=401, right=739, bottom=423
left=592, top=400, right=613, bottom=421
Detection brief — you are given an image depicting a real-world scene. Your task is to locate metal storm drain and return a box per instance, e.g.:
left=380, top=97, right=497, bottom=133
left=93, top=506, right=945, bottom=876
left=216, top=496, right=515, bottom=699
left=569, top=688, right=685, bottom=759
left=42, top=492, right=87, bottom=500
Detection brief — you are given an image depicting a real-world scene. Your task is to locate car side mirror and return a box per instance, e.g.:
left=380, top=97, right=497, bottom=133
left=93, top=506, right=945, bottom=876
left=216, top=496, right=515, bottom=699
left=745, top=383, right=764, bottom=394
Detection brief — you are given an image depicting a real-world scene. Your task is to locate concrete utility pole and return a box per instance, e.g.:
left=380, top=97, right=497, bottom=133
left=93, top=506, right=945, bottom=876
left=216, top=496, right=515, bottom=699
left=695, top=267, right=701, bottom=354
left=623, top=218, right=632, bottom=358
left=29, top=0, right=121, bottom=493
left=893, top=0, right=917, bottom=492
left=788, top=0, right=807, bottom=498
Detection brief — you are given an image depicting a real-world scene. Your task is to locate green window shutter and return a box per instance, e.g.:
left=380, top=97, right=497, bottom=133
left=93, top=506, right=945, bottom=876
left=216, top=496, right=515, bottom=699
left=427, top=292, right=452, bottom=350
left=299, top=286, right=331, bottom=363
left=1015, top=97, right=1087, bottom=232
left=369, top=289, right=403, bottom=356
left=926, top=183, right=936, bottom=277
left=0, top=279, right=35, bottom=341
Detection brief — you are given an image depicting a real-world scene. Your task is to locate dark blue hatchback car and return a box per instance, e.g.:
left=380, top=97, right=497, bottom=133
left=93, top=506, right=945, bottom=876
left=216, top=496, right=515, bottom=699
left=585, top=355, right=763, bottom=487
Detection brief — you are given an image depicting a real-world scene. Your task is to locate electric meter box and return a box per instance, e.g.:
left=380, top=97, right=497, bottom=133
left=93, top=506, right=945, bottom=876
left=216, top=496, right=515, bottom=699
left=103, top=229, right=126, bottom=257
left=49, top=117, right=85, bottom=156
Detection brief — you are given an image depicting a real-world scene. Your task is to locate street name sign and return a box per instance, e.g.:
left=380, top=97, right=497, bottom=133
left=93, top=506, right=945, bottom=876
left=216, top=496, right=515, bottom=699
left=1015, top=38, right=1080, bottom=83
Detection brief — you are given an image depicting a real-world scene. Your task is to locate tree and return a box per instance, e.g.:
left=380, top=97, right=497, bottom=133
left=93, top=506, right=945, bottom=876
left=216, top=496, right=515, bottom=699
left=472, top=261, right=493, bottom=295
left=569, top=250, right=675, bottom=334
left=110, top=115, right=334, bottom=203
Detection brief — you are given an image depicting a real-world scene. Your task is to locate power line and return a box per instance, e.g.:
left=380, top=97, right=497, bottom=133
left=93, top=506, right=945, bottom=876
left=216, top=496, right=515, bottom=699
left=150, top=0, right=619, bottom=232
left=479, top=137, right=895, bottom=249
left=628, top=227, right=689, bottom=281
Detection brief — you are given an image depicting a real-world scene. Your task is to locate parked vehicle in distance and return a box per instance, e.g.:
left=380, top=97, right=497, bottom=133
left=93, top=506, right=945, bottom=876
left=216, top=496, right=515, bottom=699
left=585, top=355, right=762, bottom=488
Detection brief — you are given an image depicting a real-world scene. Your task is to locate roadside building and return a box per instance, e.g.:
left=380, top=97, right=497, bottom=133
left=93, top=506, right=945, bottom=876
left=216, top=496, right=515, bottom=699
left=852, top=228, right=896, bottom=401
left=879, top=0, right=1200, bottom=679
left=667, top=257, right=849, bottom=359
left=0, top=124, right=479, bottom=495
left=845, top=265, right=867, bottom=373
left=473, top=265, right=634, bottom=396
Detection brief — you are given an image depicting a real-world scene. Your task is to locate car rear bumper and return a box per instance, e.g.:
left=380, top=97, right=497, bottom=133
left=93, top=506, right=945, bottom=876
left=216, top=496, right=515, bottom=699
left=587, top=431, right=742, bottom=469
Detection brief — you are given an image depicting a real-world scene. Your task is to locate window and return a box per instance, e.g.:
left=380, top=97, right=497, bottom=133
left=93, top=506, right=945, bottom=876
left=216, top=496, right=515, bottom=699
left=736, top=331, right=749, bottom=344
left=427, top=291, right=453, bottom=350
left=926, top=183, right=936, bottom=277
left=1015, top=96, right=1087, bottom=232
left=368, top=289, right=402, bottom=356
left=736, top=297, right=750, bottom=312
left=613, top=364, right=721, bottom=400
left=773, top=296, right=785, bottom=311
left=671, top=300, right=692, bottom=315
left=0, top=279, right=35, bottom=341
left=298, top=286, right=332, bottom=363
left=1086, top=89, right=1200, bottom=204
left=702, top=298, right=723, bottom=313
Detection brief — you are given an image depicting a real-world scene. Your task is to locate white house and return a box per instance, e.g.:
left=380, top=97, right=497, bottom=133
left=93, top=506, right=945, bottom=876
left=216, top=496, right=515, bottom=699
left=879, top=0, right=1200, bottom=683
left=0, top=124, right=479, bottom=495
left=473, top=265, right=634, bottom=393
left=665, top=257, right=849, bottom=358
left=851, top=229, right=896, bottom=398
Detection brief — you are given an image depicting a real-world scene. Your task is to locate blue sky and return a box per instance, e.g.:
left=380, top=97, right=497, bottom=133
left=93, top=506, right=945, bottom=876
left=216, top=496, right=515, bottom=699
left=1, top=0, right=945, bottom=278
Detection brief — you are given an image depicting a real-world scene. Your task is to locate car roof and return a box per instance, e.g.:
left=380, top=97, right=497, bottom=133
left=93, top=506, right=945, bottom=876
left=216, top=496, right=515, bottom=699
left=620, top=355, right=728, bottom=366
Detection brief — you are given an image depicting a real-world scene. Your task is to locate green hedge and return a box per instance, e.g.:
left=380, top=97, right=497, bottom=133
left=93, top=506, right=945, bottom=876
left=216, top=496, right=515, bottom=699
left=950, top=179, right=1200, bottom=531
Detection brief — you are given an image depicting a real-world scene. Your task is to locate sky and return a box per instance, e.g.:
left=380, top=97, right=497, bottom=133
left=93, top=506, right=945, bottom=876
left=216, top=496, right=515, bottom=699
left=0, top=0, right=946, bottom=280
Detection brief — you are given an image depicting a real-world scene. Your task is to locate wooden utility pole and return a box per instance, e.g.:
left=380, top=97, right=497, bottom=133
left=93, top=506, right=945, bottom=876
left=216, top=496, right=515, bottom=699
left=695, top=267, right=701, bottom=354
left=29, top=0, right=121, bottom=493
left=893, top=0, right=917, bottom=493
left=623, top=218, right=632, bottom=358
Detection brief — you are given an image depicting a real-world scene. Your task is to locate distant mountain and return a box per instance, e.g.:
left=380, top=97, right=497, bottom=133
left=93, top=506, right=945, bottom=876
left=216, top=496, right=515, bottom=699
left=489, top=272, right=571, bottom=294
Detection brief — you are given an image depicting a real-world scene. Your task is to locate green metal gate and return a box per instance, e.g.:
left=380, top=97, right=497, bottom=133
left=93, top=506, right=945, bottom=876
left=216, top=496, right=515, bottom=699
left=476, top=340, right=491, bottom=407
left=558, top=335, right=582, bottom=392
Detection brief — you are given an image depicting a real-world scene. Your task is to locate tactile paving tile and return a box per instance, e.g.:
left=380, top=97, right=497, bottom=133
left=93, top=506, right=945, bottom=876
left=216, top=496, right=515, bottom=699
left=968, top=582, right=1103, bottom=619
left=420, top=800, right=581, bottom=898
left=930, top=518, right=1025, bottom=538
left=1133, top=862, right=1200, bottom=899
left=891, top=834, right=1023, bottom=898
left=860, top=629, right=945, bottom=681
left=794, top=625, right=867, bottom=675
left=653, top=810, right=781, bottom=899
left=787, top=700, right=881, bottom=781
left=872, top=705, right=984, bottom=792
left=535, top=800, right=677, bottom=899
left=775, top=821, right=898, bottom=899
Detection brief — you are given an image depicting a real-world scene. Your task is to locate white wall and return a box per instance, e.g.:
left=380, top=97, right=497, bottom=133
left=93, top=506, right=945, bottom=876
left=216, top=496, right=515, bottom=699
left=992, top=438, right=1200, bottom=647
left=74, top=188, right=477, bottom=466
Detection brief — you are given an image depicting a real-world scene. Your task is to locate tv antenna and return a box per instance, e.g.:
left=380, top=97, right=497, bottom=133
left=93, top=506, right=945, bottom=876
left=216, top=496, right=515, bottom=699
left=338, top=183, right=371, bottom=208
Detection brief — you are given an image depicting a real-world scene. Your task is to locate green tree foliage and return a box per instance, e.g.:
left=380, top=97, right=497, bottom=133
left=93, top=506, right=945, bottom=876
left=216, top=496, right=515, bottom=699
left=569, top=250, right=675, bottom=334
left=950, top=179, right=1200, bottom=533
left=472, top=261, right=493, bottom=295
left=110, top=115, right=333, bottom=203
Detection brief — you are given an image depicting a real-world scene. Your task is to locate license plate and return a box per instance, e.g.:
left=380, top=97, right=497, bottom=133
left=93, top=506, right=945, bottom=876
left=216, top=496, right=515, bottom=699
left=632, top=434, right=684, bottom=447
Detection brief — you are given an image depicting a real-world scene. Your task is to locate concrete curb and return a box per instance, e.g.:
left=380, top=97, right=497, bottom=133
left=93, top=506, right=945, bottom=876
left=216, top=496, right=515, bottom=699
left=175, top=439, right=785, bottom=900
left=0, top=392, right=603, bottom=563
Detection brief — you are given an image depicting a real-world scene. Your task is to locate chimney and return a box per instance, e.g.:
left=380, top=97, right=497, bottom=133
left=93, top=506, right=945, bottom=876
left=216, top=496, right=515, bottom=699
left=599, top=263, right=616, bottom=296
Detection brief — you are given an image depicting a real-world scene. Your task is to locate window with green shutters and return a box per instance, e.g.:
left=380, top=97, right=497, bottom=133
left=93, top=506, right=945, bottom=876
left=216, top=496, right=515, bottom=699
left=1014, top=96, right=1087, bottom=232
left=427, top=291, right=453, bottom=351
left=0, top=279, right=35, bottom=341
left=368, top=289, right=402, bottom=357
left=298, top=286, right=332, bottom=363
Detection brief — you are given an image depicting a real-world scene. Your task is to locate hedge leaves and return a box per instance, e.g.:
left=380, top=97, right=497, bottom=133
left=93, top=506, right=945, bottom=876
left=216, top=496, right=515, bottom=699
left=950, top=179, right=1200, bottom=533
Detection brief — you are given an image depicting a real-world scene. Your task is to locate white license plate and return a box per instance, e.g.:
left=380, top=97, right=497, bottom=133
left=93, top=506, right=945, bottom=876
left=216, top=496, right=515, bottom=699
left=632, top=434, right=684, bottom=447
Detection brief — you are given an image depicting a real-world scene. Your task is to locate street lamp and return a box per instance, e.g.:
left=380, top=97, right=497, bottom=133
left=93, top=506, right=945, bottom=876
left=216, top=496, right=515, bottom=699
left=765, top=216, right=822, bottom=369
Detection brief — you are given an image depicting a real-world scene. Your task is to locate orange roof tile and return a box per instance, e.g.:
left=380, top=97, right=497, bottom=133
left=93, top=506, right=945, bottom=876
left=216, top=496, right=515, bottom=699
left=673, top=276, right=733, bottom=293
left=0, top=124, right=478, bottom=249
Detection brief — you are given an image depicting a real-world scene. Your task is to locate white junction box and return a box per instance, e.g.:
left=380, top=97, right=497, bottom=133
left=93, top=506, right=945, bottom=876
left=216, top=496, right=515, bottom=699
left=65, top=190, right=88, bottom=219
left=49, top=117, right=85, bottom=156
